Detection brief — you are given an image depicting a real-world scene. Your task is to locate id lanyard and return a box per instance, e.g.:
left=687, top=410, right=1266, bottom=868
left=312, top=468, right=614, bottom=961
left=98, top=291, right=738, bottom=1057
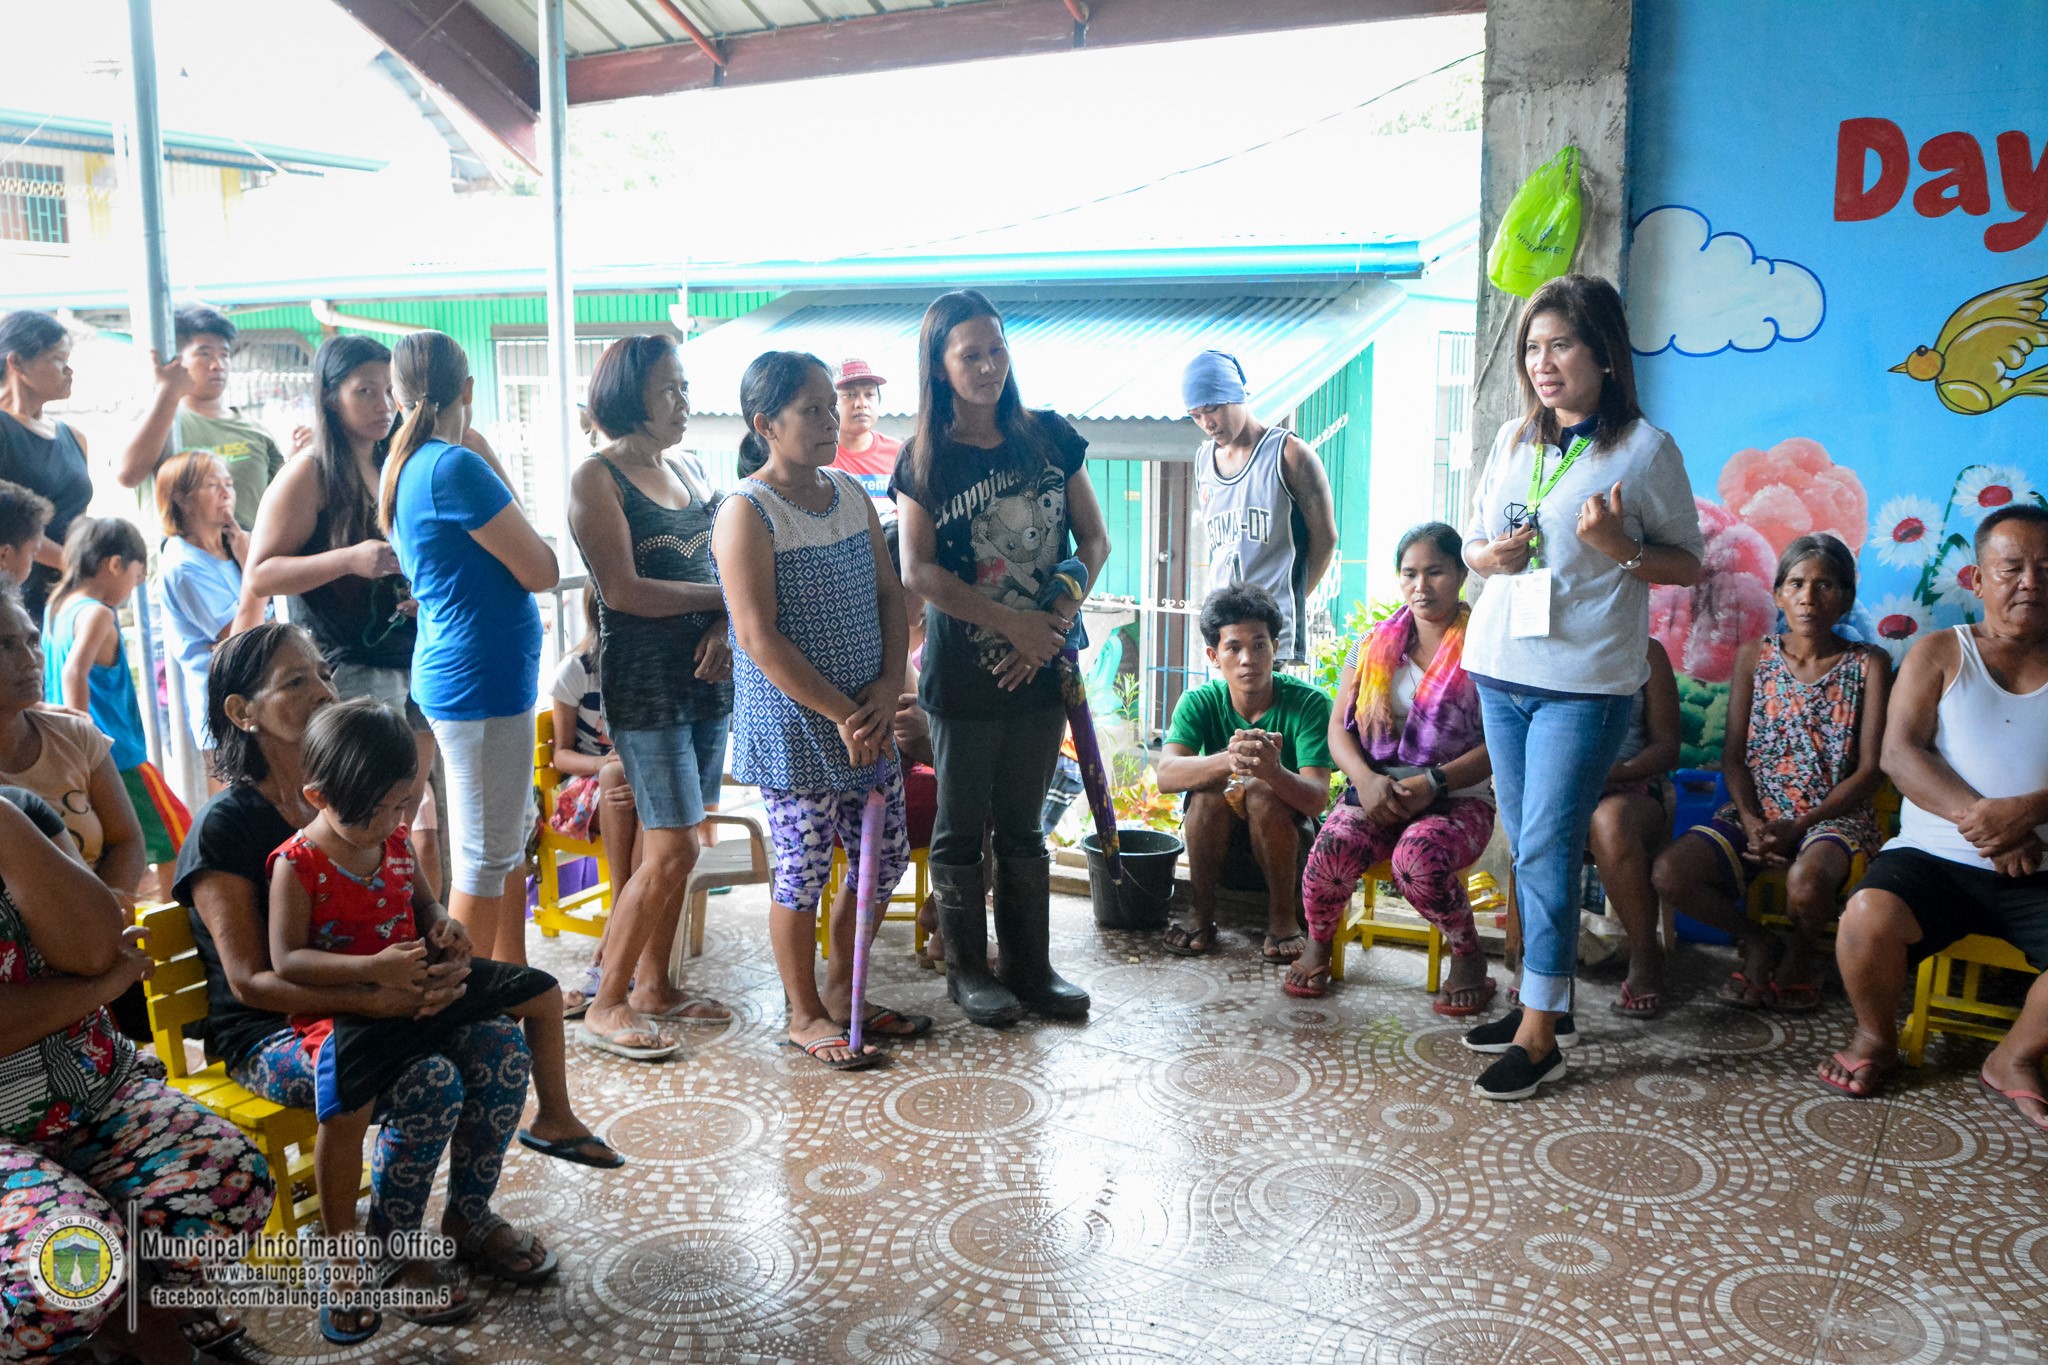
left=1524, top=435, right=1589, bottom=569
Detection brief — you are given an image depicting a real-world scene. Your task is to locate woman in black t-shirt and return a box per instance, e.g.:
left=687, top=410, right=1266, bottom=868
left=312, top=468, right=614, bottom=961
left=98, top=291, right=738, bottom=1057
left=174, top=623, right=561, bottom=1315
left=891, top=290, right=1110, bottom=1027
left=0, top=311, right=94, bottom=622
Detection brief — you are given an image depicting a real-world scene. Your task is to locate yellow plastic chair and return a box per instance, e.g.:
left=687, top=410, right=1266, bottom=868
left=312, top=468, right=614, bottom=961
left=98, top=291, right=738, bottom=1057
left=138, top=904, right=365, bottom=1253
left=1330, top=863, right=1498, bottom=989
left=532, top=709, right=613, bottom=941
left=817, top=846, right=931, bottom=960
left=1745, top=781, right=1900, bottom=934
left=1902, top=934, right=2041, bottom=1065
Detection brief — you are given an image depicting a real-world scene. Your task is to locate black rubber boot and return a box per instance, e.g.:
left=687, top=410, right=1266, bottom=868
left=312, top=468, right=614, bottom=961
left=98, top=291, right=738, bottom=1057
left=995, top=854, right=1090, bottom=1019
left=932, top=859, right=1023, bottom=1027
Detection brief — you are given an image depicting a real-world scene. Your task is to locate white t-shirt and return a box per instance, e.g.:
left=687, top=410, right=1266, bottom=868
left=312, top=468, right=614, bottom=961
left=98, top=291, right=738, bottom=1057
left=1462, top=416, right=1704, bottom=697
left=549, top=648, right=609, bottom=757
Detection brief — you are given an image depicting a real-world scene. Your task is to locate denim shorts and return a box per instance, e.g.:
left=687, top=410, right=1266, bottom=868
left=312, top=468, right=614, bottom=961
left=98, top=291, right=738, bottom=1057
left=611, top=717, right=731, bottom=830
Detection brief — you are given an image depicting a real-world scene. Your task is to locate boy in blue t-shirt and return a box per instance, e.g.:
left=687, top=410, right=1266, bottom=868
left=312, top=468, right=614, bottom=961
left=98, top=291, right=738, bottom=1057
left=1155, top=583, right=1332, bottom=962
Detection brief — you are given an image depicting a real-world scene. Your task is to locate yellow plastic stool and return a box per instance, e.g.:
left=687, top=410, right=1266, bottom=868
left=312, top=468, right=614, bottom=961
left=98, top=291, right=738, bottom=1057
left=818, top=846, right=930, bottom=959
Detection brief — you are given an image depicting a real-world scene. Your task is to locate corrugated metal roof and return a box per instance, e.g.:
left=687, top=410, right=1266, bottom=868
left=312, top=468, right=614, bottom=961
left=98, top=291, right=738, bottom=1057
left=0, top=108, right=387, bottom=175
left=470, top=0, right=956, bottom=59
left=675, top=282, right=1405, bottom=423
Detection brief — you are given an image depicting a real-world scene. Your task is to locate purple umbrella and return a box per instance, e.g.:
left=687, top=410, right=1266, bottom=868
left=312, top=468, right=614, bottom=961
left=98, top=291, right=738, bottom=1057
left=1058, top=649, right=1122, bottom=883
left=846, top=758, right=889, bottom=1055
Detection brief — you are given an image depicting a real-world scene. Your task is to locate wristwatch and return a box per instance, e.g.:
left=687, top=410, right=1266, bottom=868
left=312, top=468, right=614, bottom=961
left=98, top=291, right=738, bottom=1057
left=1426, top=765, right=1448, bottom=796
left=1618, top=539, right=1646, bottom=572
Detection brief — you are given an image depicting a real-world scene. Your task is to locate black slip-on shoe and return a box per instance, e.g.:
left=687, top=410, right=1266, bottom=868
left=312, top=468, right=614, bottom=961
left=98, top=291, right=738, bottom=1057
left=1472, top=1044, right=1568, bottom=1101
left=1461, top=1008, right=1578, bottom=1054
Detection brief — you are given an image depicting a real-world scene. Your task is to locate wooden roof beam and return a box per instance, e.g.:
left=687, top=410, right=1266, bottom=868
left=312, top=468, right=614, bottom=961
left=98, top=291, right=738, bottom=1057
left=331, top=0, right=542, bottom=168
left=566, top=0, right=1478, bottom=104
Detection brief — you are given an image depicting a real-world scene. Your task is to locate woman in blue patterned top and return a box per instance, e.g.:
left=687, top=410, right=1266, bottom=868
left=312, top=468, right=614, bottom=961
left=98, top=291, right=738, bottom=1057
left=714, top=351, right=919, bottom=1071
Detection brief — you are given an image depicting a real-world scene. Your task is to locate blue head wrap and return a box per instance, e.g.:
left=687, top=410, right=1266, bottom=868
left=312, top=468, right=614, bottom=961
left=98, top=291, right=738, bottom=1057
left=1181, top=350, right=1249, bottom=411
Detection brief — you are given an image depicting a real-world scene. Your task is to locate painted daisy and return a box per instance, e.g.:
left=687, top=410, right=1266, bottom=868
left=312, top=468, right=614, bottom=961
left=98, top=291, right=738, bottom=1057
left=1867, top=594, right=1933, bottom=660
left=1951, top=464, right=2036, bottom=524
left=1869, top=495, right=1942, bottom=569
left=1931, top=552, right=1983, bottom=612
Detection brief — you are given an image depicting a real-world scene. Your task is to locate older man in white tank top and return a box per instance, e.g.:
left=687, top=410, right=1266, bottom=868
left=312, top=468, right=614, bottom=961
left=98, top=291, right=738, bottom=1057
left=1822, top=506, right=2048, bottom=1129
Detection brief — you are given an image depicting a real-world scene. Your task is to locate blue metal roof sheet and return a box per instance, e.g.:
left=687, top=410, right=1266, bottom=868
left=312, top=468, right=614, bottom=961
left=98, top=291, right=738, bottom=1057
left=677, top=283, right=1406, bottom=423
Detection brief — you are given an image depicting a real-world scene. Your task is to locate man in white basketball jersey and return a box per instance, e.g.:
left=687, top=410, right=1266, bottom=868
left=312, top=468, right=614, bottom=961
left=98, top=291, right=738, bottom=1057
left=1185, top=351, right=1336, bottom=667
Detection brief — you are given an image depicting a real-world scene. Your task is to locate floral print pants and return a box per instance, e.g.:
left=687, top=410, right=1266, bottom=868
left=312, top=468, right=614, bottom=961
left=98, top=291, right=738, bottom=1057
left=1, top=1076, right=274, bottom=1362
left=231, top=1017, right=529, bottom=1235
left=761, top=763, right=911, bottom=916
left=1301, top=797, right=1496, bottom=956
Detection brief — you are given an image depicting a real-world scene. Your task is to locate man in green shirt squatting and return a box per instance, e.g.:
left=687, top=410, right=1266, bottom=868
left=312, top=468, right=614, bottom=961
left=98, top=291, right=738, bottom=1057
left=117, top=305, right=292, bottom=530
left=1158, top=583, right=1332, bottom=961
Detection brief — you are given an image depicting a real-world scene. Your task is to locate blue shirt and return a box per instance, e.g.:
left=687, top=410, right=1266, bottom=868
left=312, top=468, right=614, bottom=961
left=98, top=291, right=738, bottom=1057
left=390, top=440, right=540, bottom=721
left=42, top=596, right=149, bottom=771
left=158, top=537, right=246, bottom=750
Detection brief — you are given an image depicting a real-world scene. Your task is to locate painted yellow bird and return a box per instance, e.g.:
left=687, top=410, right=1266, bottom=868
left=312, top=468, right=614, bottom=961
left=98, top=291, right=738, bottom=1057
left=1892, top=274, right=2048, bottom=415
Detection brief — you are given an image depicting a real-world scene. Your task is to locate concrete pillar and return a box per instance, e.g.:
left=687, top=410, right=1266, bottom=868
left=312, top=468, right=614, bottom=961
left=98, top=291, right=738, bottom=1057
left=1468, top=0, right=1633, bottom=498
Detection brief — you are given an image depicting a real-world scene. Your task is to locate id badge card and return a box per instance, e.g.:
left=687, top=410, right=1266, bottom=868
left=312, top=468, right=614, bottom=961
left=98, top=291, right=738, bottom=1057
left=1508, top=568, right=1553, bottom=638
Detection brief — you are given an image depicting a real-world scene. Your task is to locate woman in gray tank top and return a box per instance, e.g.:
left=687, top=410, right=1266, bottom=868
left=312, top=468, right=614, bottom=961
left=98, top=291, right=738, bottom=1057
left=566, top=336, right=734, bottom=1060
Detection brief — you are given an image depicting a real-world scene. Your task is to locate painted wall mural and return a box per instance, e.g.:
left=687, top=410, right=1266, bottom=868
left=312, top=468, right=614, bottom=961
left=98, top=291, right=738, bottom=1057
left=1627, top=0, right=2048, bottom=768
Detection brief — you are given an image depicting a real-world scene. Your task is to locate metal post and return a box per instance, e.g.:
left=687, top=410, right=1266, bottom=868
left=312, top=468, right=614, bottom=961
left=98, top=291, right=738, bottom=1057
left=540, top=0, right=575, bottom=552
left=124, top=0, right=172, bottom=354
left=123, top=0, right=204, bottom=805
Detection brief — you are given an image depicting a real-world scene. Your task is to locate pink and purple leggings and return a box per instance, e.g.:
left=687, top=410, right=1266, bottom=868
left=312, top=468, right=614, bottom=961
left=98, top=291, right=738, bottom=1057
left=1301, top=797, right=1495, bottom=956
left=761, top=762, right=911, bottom=916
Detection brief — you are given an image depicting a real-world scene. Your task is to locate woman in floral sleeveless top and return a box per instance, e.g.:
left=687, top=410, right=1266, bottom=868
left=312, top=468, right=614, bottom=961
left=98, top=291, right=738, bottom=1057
left=1654, top=534, right=1891, bottom=1012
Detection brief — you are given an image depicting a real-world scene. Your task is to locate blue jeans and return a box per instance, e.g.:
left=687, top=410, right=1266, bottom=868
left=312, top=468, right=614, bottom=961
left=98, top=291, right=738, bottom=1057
left=1478, top=685, right=1634, bottom=1014
left=612, top=716, right=732, bottom=830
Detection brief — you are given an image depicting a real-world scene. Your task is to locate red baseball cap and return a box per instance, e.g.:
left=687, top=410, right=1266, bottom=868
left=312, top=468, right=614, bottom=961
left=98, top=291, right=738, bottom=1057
left=835, top=358, right=886, bottom=389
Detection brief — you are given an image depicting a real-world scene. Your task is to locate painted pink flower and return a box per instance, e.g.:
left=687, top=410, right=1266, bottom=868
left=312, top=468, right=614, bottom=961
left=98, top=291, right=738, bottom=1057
left=1717, top=437, right=1869, bottom=557
left=1650, top=497, right=1777, bottom=683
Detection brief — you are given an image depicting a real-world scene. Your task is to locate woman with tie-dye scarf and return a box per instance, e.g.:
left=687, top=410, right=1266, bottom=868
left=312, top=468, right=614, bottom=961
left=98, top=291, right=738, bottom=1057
left=1287, top=523, right=1496, bottom=1014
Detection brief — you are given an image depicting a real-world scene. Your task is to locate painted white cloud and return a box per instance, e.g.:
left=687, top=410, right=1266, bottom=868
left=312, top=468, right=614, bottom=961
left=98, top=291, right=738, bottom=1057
left=1626, top=206, right=1825, bottom=356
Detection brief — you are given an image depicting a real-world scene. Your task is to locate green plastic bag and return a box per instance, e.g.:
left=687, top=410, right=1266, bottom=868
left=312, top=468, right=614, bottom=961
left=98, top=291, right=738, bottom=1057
left=1487, top=146, right=1582, bottom=297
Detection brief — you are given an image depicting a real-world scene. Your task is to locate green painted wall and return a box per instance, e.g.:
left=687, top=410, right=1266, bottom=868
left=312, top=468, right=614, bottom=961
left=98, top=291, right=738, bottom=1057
left=229, top=289, right=781, bottom=424
left=1292, top=346, right=1374, bottom=627
left=1086, top=457, right=1145, bottom=601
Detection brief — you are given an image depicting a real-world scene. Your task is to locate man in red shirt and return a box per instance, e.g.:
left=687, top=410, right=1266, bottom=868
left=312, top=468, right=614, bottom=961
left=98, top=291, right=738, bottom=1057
left=832, top=358, right=900, bottom=513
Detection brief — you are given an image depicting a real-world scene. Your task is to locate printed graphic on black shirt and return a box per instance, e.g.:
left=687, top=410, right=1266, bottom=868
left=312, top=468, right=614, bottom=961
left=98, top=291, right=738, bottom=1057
left=957, top=464, right=1068, bottom=673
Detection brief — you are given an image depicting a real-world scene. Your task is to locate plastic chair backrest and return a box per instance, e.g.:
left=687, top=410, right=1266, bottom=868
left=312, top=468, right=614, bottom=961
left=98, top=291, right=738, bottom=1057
left=138, top=902, right=211, bottom=1084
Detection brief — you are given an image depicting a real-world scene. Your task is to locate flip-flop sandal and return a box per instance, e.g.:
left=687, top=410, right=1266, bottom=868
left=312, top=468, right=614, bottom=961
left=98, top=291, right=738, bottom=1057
left=517, top=1128, right=625, bottom=1169
left=319, top=1305, right=381, bottom=1345
left=454, top=1211, right=559, bottom=1286
left=1262, top=932, right=1309, bottom=963
left=783, top=1035, right=885, bottom=1071
left=1282, top=967, right=1330, bottom=999
left=1768, top=980, right=1825, bottom=1014
left=1162, top=923, right=1216, bottom=957
left=1432, top=976, right=1499, bottom=1018
left=849, top=1006, right=934, bottom=1038
left=576, top=1021, right=680, bottom=1061
left=176, top=1307, right=247, bottom=1354
left=1977, top=1073, right=2048, bottom=1134
left=646, top=997, right=732, bottom=1023
left=378, top=1258, right=476, bottom=1326
left=562, top=964, right=603, bottom=1020
left=1718, top=971, right=1769, bottom=1009
left=1816, top=1051, right=1890, bottom=1098
left=1609, top=983, right=1662, bottom=1019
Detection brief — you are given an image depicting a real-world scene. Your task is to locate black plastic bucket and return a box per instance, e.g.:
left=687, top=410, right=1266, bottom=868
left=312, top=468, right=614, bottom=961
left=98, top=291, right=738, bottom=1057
left=1081, top=828, right=1183, bottom=930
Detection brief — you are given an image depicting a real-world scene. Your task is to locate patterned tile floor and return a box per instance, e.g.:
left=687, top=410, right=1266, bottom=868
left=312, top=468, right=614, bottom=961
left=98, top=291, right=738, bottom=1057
left=228, top=886, right=2048, bottom=1364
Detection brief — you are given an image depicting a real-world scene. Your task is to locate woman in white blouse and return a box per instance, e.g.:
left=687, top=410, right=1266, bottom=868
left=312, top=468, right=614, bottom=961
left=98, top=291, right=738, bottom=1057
left=1458, top=274, right=1703, bottom=1101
